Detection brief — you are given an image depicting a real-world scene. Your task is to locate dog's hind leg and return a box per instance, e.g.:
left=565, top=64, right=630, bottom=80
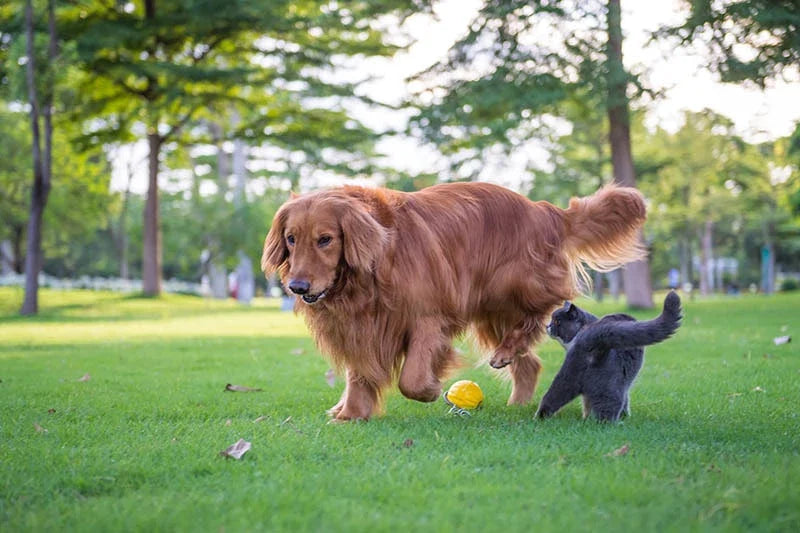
left=507, top=351, right=542, bottom=405
left=399, top=320, right=454, bottom=403
left=489, top=315, right=545, bottom=369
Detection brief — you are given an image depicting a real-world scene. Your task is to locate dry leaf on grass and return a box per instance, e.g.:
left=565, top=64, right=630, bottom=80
left=224, top=384, right=263, bottom=392
left=402, top=439, right=414, bottom=448
left=605, top=444, right=630, bottom=457
left=325, top=369, right=336, bottom=388
left=77, top=373, right=91, bottom=382
left=252, top=415, right=268, bottom=423
left=290, top=348, right=305, bottom=356
left=224, top=419, right=232, bottom=426
left=34, top=422, right=47, bottom=433
left=47, top=408, right=56, bottom=414
left=219, top=439, right=251, bottom=460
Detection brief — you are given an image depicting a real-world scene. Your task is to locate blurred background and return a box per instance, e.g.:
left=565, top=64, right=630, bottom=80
left=1, top=0, right=798, bottom=314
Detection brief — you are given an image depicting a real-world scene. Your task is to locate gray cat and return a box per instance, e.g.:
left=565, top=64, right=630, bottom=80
left=536, top=291, right=682, bottom=421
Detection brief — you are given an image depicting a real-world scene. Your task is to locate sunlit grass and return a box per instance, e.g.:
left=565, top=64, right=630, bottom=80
left=1, top=288, right=798, bottom=531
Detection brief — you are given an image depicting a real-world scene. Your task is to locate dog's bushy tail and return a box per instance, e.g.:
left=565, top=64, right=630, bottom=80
left=562, top=185, right=647, bottom=279
left=581, top=291, right=682, bottom=351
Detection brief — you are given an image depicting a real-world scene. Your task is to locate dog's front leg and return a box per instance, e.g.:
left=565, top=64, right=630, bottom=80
left=331, top=370, right=379, bottom=422
left=399, top=321, right=454, bottom=403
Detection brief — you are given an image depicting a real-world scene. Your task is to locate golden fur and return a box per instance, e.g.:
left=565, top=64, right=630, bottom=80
left=262, top=182, right=646, bottom=421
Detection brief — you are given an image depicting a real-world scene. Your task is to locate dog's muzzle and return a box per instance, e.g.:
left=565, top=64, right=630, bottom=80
left=301, top=289, right=328, bottom=305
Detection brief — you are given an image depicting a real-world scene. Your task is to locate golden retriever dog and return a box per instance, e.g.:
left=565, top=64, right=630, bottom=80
left=262, top=182, right=646, bottom=421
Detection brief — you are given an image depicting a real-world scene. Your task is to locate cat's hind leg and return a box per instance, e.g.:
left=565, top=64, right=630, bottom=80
left=581, top=395, right=592, bottom=419
left=589, top=393, right=626, bottom=422
left=622, top=391, right=631, bottom=418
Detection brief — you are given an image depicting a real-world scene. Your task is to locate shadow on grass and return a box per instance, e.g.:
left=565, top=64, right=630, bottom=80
left=0, top=292, right=288, bottom=324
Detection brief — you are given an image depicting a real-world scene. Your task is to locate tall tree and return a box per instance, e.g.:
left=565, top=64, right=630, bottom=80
left=68, top=0, right=429, bottom=295
left=411, top=0, right=654, bottom=307
left=605, top=0, right=651, bottom=307
left=20, top=0, right=57, bottom=315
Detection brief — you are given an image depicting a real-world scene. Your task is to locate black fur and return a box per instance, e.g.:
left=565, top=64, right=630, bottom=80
left=536, top=291, right=682, bottom=421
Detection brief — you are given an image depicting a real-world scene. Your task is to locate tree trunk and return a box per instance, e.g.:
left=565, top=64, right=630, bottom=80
left=0, top=240, right=14, bottom=275
left=761, top=221, right=775, bottom=294
left=606, top=0, right=653, bottom=309
left=142, top=133, right=162, bottom=295
left=231, top=109, right=247, bottom=206
left=679, top=236, right=691, bottom=289
left=608, top=269, right=621, bottom=301
left=593, top=269, right=604, bottom=302
left=699, top=219, right=713, bottom=295
left=209, top=121, right=229, bottom=194
left=20, top=0, right=55, bottom=315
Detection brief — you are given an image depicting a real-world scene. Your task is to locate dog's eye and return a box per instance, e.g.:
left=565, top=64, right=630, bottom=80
left=286, top=235, right=295, bottom=246
left=318, top=235, right=332, bottom=248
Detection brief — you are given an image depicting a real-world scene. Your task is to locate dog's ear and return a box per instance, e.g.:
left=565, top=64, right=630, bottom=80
left=261, top=205, right=289, bottom=274
left=341, top=205, right=387, bottom=273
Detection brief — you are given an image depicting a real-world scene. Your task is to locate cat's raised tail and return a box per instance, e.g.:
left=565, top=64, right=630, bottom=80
left=575, top=291, right=682, bottom=352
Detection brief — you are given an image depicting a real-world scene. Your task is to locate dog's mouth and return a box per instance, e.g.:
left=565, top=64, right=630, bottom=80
left=301, top=289, right=328, bottom=305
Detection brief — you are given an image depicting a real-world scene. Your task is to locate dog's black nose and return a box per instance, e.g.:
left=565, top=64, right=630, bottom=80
left=288, top=279, right=310, bottom=295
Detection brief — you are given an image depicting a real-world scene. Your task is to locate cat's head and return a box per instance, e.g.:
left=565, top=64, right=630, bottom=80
left=547, top=301, right=592, bottom=346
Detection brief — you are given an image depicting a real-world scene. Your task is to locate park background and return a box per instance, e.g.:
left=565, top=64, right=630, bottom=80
left=1, top=1, right=799, bottom=531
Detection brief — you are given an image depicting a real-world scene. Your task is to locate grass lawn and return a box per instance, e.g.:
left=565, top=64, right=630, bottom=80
left=1, top=287, right=799, bottom=532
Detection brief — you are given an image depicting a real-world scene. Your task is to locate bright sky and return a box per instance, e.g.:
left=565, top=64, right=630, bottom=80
left=111, top=0, right=800, bottom=194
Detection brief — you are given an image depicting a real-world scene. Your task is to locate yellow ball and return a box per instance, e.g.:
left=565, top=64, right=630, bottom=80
left=444, top=380, right=484, bottom=410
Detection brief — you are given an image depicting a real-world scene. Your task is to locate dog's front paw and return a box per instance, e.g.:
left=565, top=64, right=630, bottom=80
left=326, top=399, right=345, bottom=418
left=489, top=349, right=514, bottom=369
left=332, top=410, right=370, bottom=423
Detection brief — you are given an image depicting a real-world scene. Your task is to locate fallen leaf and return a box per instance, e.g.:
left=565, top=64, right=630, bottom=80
left=706, top=463, right=721, bottom=473
left=727, top=392, right=743, bottom=399
left=224, top=419, right=232, bottom=426
left=47, top=408, right=56, bottom=414
left=253, top=415, right=268, bottom=423
left=402, top=438, right=414, bottom=448
left=606, top=444, right=630, bottom=457
left=34, top=422, right=47, bottom=433
left=77, top=373, right=91, bottom=382
left=773, top=335, right=791, bottom=345
left=224, top=383, right=263, bottom=392
left=219, top=438, right=251, bottom=460
left=752, top=386, right=765, bottom=393
left=325, top=369, right=336, bottom=388
left=290, top=348, right=304, bottom=356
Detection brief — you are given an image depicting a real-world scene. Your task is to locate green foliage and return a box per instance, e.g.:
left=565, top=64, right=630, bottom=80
left=635, top=109, right=800, bottom=286
left=1, top=288, right=799, bottom=530
left=409, top=0, right=645, bottom=178
left=780, top=277, right=799, bottom=292
left=663, top=0, right=800, bottom=87
left=0, top=107, right=113, bottom=275
left=58, top=0, right=429, bottom=159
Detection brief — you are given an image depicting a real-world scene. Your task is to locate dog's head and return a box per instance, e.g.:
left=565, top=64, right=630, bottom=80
left=261, top=190, right=387, bottom=305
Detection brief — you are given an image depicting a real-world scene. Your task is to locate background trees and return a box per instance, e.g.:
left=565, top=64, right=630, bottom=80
left=0, top=0, right=798, bottom=313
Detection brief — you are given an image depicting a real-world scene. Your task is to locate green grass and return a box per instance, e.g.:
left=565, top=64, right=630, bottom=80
left=1, top=287, right=798, bottom=532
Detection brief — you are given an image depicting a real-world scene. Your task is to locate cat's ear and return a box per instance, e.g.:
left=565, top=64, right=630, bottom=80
left=565, top=301, right=574, bottom=311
